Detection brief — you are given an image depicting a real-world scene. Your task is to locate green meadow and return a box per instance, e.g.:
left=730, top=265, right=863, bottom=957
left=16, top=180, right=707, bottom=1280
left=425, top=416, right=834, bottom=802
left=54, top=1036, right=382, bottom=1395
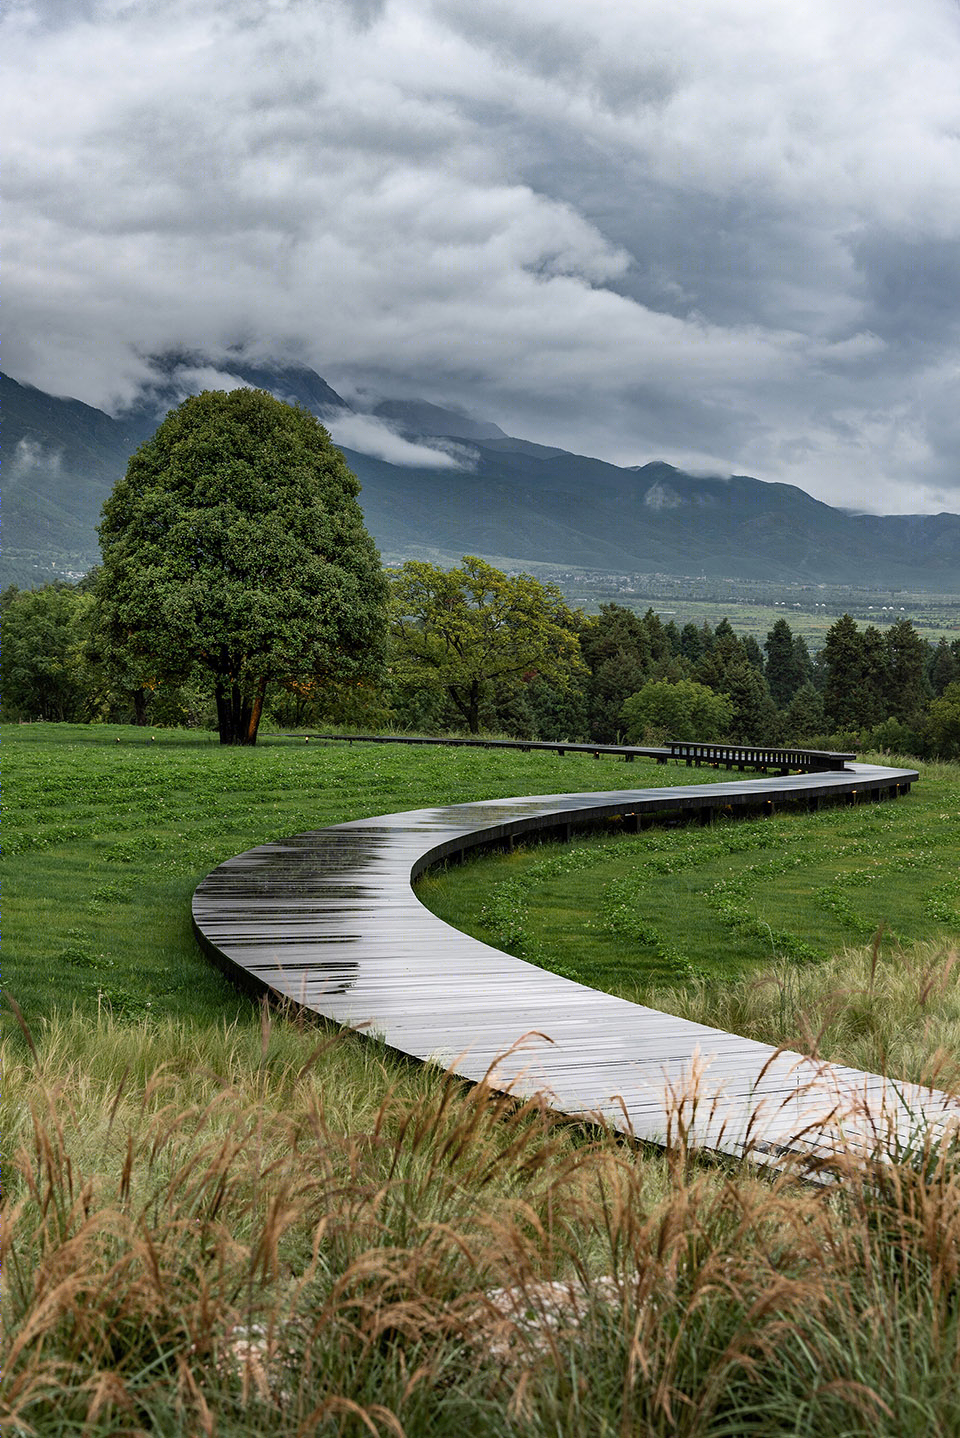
left=419, top=760, right=960, bottom=993
left=3, top=723, right=721, bottom=1029
left=5, top=725, right=960, bottom=1437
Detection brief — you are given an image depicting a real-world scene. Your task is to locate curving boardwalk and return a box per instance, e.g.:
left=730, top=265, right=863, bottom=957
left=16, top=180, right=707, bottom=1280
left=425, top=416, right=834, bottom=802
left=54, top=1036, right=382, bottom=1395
left=193, top=762, right=958, bottom=1166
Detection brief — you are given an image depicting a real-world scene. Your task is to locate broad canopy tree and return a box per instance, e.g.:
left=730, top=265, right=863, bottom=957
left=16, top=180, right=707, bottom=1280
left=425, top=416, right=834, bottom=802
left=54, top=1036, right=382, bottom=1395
left=389, top=556, right=583, bottom=734
left=96, top=388, right=388, bottom=744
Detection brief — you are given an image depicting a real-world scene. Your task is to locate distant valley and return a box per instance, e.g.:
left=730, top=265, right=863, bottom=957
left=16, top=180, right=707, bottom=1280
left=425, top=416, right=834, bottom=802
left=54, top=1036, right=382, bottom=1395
left=3, top=358, right=959, bottom=593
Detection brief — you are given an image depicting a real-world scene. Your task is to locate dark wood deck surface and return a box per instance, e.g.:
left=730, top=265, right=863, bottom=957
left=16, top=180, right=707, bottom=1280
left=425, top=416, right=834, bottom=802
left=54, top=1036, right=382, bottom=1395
left=193, top=761, right=958, bottom=1165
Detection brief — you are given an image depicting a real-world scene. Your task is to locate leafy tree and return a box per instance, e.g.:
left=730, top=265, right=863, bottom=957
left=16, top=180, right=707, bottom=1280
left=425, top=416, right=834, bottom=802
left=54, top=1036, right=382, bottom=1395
left=96, top=389, right=387, bottom=745
left=389, top=556, right=583, bottom=734
left=620, top=679, right=733, bottom=743
left=0, top=583, right=98, bottom=721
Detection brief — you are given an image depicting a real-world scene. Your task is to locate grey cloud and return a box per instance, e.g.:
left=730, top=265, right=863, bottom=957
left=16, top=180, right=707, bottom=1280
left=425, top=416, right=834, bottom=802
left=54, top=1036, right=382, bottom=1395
left=326, top=413, right=466, bottom=468
left=3, top=0, right=960, bottom=514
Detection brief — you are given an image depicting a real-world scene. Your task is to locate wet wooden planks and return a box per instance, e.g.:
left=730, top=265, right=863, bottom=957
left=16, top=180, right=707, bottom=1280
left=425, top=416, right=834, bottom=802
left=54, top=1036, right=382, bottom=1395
left=192, top=761, right=958, bottom=1165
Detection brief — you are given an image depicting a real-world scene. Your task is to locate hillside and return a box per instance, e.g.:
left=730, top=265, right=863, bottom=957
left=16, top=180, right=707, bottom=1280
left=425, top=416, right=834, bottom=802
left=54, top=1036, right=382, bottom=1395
left=3, top=364, right=958, bottom=591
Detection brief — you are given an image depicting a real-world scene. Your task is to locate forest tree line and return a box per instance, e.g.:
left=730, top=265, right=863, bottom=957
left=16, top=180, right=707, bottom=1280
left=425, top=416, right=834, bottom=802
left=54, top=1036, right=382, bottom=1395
left=4, top=563, right=960, bottom=759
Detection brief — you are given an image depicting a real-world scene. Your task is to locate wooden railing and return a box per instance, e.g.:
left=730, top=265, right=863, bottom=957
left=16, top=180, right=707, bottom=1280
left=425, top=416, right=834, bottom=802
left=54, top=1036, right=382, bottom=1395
left=290, top=731, right=855, bottom=774
left=668, top=742, right=854, bottom=773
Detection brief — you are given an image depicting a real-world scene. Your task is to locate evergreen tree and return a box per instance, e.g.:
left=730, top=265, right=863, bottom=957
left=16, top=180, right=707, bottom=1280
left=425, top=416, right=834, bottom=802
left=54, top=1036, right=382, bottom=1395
left=928, top=636, right=959, bottom=697
left=764, top=618, right=804, bottom=707
left=823, top=614, right=868, bottom=730
left=742, top=635, right=765, bottom=671
left=793, top=633, right=814, bottom=689
left=722, top=660, right=777, bottom=742
left=679, top=621, right=706, bottom=664
left=884, top=618, right=929, bottom=722
left=860, top=625, right=890, bottom=727
left=782, top=681, right=826, bottom=741
left=580, top=604, right=653, bottom=741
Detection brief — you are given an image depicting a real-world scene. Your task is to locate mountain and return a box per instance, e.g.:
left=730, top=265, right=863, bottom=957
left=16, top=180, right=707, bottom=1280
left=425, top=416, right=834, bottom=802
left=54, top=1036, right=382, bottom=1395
left=371, top=398, right=506, bottom=442
left=3, top=362, right=958, bottom=591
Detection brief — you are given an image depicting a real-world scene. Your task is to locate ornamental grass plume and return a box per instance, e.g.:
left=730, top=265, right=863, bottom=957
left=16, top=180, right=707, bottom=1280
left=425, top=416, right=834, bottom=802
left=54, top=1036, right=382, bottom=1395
left=4, top=1004, right=960, bottom=1436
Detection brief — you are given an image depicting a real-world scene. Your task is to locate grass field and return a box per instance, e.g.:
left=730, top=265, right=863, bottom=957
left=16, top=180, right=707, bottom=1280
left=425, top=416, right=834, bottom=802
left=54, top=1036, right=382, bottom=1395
left=3, top=723, right=726, bottom=1029
left=5, top=726, right=960, bottom=1436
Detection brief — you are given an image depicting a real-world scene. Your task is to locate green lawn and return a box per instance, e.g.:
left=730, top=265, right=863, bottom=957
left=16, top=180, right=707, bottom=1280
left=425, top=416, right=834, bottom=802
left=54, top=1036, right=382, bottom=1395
left=3, top=723, right=725, bottom=1029
left=419, top=761, right=960, bottom=994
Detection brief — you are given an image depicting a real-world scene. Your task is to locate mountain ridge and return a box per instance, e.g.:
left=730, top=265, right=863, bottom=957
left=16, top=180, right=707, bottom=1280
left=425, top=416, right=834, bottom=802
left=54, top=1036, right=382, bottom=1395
left=3, top=361, right=958, bottom=591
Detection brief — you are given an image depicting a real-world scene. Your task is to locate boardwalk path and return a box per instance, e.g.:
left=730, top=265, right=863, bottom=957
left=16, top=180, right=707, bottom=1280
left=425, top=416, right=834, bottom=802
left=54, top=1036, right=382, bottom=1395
left=193, top=761, right=958, bottom=1164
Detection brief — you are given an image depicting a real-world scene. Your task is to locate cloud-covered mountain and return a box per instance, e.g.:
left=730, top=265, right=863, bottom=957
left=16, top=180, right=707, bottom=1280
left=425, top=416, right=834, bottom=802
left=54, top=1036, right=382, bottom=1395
left=3, top=362, right=958, bottom=592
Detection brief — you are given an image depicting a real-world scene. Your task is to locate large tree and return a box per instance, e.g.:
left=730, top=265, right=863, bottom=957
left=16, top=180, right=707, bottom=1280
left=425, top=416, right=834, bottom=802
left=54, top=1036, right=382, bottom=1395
left=96, top=389, right=387, bottom=745
left=389, top=556, right=583, bottom=734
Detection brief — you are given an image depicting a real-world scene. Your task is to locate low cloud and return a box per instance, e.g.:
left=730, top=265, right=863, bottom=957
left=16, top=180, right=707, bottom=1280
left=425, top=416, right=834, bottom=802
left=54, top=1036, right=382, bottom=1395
left=327, top=413, right=465, bottom=468
left=168, top=367, right=256, bottom=400
left=12, top=437, right=62, bottom=477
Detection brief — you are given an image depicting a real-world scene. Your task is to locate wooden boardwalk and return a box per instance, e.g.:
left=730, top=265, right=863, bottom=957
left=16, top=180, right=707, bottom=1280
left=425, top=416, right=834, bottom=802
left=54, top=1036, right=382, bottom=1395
left=193, top=761, right=958, bottom=1166
left=295, top=732, right=855, bottom=773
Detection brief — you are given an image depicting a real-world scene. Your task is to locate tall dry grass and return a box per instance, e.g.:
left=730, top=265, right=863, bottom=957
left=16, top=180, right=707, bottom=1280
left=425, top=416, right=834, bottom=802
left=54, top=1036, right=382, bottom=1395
left=4, top=1003, right=960, bottom=1437
left=646, top=936, right=960, bottom=1091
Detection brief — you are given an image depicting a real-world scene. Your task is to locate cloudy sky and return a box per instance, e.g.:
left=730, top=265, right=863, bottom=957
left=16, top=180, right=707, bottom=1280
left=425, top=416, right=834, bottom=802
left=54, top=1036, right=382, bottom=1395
left=5, top=0, right=960, bottom=513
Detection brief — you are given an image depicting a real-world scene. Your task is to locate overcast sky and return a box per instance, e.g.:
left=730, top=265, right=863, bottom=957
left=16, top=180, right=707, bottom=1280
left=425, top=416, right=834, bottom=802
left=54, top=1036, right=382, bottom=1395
left=5, top=0, right=960, bottom=513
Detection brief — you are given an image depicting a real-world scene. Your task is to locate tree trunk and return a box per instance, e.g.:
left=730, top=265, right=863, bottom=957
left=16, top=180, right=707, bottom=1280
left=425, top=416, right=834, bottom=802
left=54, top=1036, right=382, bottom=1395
left=245, top=677, right=267, bottom=745
left=132, top=688, right=148, bottom=726
left=215, top=682, right=233, bottom=744
left=466, top=679, right=480, bottom=734
left=215, top=676, right=265, bottom=744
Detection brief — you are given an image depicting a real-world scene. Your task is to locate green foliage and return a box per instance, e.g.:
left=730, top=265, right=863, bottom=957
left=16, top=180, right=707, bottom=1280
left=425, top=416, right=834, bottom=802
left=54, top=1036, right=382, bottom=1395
left=6, top=728, right=960, bottom=1435
left=764, top=617, right=805, bottom=707
left=96, top=389, right=387, bottom=745
left=720, top=659, right=777, bottom=742
left=780, top=680, right=825, bottom=741
left=0, top=584, right=99, bottom=721
left=928, top=636, right=960, bottom=696
left=579, top=604, right=681, bottom=741
left=620, top=678, right=733, bottom=743
left=389, top=555, right=584, bottom=734
left=929, top=681, right=960, bottom=757
left=884, top=616, right=930, bottom=721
